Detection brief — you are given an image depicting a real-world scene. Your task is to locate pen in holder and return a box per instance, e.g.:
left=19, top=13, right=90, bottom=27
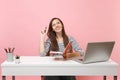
left=15, top=55, right=20, bottom=64
left=6, top=53, right=14, bottom=62
left=4, top=48, right=15, bottom=62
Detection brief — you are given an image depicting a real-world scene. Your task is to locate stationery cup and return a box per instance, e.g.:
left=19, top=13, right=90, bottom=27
left=15, top=58, right=20, bottom=64
left=6, top=53, right=13, bottom=62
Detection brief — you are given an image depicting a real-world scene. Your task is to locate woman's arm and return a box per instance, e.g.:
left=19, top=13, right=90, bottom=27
left=39, top=36, right=45, bottom=53
left=68, top=52, right=80, bottom=58
left=40, top=37, right=51, bottom=56
left=39, top=28, right=50, bottom=56
left=40, top=31, right=46, bottom=54
left=66, top=36, right=84, bottom=59
left=63, top=52, right=82, bottom=60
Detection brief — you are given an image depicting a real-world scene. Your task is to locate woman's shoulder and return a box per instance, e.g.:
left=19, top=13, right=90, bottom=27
left=46, top=38, right=51, bottom=43
left=68, top=35, right=75, bottom=41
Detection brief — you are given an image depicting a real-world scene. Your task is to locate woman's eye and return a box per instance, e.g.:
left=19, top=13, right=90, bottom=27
left=57, top=22, right=60, bottom=24
left=52, top=22, right=60, bottom=27
left=52, top=24, right=55, bottom=26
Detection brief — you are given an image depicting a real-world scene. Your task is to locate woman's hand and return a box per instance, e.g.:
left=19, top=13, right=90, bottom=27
left=62, top=52, right=81, bottom=60
left=40, top=27, right=47, bottom=53
left=40, top=27, right=47, bottom=41
left=62, top=53, right=68, bottom=60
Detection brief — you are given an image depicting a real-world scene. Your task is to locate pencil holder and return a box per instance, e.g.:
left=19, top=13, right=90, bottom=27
left=6, top=53, right=13, bottom=62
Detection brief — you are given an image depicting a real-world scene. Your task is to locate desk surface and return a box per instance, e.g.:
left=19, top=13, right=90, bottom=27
left=1, top=56, right=119, bottom=76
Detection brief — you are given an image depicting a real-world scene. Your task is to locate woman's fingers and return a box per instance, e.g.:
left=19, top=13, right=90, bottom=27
left=41, top=27, right=47, bottom=34
left=44, top=27, right=47, bottom=33
left=41, top=31, right=44, bottom=34
left=62, top=53, right=69, bottom=60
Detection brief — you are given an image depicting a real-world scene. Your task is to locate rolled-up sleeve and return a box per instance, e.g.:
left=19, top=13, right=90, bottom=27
left=40, top=38, right=51, bottom=56
left=69, top=36, right=84, bottom=56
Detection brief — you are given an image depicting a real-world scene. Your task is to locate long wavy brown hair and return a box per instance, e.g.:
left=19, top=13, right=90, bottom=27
left=46, top=17, right=72, bottom=56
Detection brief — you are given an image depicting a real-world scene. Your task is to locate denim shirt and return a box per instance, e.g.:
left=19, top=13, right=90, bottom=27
left=40, top=36, right=83, bottom=56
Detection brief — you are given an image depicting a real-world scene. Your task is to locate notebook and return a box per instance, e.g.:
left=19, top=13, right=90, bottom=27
left=72, top=41, right=115, bottom=64
left=50, top=42, right=71, bottom=56
left=50, top=42, right=72, bottom=60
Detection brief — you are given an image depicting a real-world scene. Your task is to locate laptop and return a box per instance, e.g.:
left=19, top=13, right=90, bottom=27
left=72, top=41, right=115, bottom=64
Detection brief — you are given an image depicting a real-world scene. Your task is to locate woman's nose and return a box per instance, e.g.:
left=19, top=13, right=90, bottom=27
left=55, top=24, right=58, bottom=27
left=55, top=24, right=58, bottom=26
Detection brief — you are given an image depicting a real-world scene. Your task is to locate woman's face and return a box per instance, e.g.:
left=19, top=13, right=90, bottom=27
left=52, top=19, right=63, bottom=33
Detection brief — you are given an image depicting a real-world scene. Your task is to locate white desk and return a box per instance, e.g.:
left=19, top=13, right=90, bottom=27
left=1, top=56, right=119, bottom=80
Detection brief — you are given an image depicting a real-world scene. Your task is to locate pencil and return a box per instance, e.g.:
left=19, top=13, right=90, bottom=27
left=4, top=48, right=8, bottom=53
left=8, top=47, right=11, bottom=53
left=12, top=48, right=15, bottom=53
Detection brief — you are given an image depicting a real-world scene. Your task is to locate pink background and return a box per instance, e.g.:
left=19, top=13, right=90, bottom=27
left=0, top=0, right=120, bottom=80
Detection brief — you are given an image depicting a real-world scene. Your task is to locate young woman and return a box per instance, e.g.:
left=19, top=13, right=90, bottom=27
left=40, top=17, right=83, bottom=80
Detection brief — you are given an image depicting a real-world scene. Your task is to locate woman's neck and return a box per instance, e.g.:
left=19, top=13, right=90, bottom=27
left=56, top=32, right=63, bottom=43
left=56, top=32, right=62, bottom=38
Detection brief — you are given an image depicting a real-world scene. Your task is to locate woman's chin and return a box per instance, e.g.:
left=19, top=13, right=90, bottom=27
left=55, top=29, right=62, bottom=33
